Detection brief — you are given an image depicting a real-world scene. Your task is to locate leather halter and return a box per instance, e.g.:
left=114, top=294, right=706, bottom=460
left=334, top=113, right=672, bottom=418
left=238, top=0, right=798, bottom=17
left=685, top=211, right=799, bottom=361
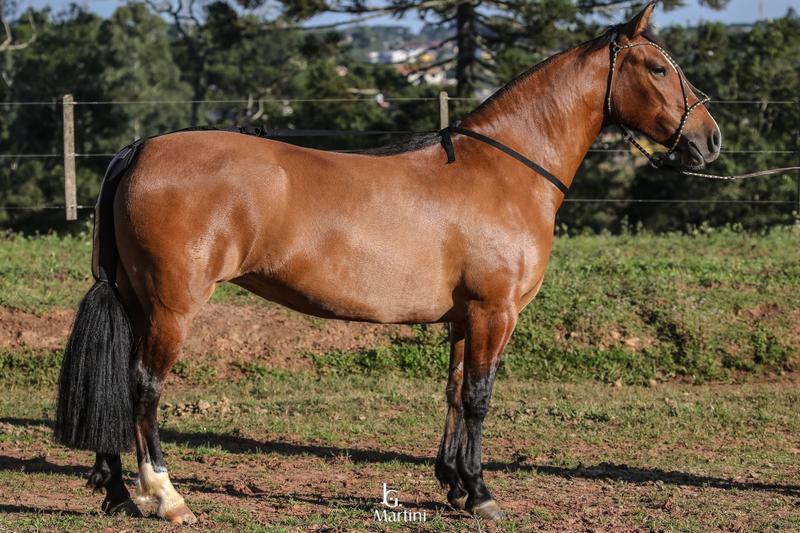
left=606, top=34, right=799, bottom=181
left=606, top=33, right=711, bottom=168
left=437, top=32, right=717, bottom=195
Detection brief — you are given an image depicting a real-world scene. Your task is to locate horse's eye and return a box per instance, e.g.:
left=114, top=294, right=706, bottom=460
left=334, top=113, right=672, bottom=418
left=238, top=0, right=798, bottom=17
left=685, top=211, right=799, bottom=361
left=650, top=65, right=667, bottom=77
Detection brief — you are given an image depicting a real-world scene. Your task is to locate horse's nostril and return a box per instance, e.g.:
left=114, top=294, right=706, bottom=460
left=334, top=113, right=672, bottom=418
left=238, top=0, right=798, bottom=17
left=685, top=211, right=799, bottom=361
left=710, top=129, right=721, bottom=152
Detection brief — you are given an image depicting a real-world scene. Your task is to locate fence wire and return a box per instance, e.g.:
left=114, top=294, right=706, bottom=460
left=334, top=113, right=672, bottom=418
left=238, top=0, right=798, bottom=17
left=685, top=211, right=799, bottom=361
left=0, top=97, right=797, bottom=106
left=1, top=96, right=798, bottom=214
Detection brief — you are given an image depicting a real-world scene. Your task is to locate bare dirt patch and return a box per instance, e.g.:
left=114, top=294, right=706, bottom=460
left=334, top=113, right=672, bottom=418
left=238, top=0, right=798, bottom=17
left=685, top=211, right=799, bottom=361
left=183, top=303, right=412, bottom=372
left=0, top=307, right=73, bottom=352
left=738, top=302, right=783, bottom=321
left=0, top=303, right=411, bottom=373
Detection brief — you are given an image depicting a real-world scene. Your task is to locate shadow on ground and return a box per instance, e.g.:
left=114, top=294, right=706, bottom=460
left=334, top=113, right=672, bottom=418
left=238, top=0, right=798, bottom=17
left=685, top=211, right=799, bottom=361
left=0, top=504, right=86, bottom=516
left=3, top=417, right=799, bottom=498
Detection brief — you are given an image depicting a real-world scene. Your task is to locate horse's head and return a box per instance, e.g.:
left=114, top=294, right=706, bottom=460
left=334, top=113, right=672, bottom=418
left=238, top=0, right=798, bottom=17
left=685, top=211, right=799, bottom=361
left=607, top=2, right=721, bottom=169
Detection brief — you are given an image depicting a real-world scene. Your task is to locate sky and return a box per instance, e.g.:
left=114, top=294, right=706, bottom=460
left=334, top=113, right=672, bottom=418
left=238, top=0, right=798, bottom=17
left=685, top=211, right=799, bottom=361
left=304, top=0, right=799, bottom=30
left=20, top=0, right=800, bottom=29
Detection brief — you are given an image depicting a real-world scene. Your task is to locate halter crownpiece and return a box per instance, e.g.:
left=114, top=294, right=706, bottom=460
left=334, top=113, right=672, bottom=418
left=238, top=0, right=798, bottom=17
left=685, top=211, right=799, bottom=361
left=606, top=32, right=799, bottom=181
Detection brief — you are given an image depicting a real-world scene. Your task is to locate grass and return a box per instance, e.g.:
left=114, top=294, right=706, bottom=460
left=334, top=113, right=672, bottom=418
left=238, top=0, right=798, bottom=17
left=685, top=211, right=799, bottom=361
left=1, top=358, right=799, bottom=531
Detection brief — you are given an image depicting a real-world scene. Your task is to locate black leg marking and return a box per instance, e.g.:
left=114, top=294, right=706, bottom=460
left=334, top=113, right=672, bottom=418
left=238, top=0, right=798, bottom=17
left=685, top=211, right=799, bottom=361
left=133, top=365, right=166, bottom=467
left=458, top=363, right=498, bottom=510
left=455, top=303, right=516, bottom=520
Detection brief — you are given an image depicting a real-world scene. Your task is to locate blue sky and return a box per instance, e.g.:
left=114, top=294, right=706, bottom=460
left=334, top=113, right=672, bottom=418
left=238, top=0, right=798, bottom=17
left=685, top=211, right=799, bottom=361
left=21, top=0, right=800, bottom=28
left=305, top=0, right=799, bottom=29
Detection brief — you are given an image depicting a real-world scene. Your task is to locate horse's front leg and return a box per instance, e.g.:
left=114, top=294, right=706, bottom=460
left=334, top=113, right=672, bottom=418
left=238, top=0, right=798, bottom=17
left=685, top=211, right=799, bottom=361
left=435, top=323, right=468, bottom=509
left=458, top=300, right=517, bottom=520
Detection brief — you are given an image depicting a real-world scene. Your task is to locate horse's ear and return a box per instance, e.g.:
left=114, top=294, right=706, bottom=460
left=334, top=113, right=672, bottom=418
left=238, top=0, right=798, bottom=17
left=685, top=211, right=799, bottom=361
left=622, top=1, right=657, bottom=40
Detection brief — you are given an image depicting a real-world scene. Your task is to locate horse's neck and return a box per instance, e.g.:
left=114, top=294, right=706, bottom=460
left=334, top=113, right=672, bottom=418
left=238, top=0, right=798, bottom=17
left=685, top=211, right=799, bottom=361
left=460, top=44, right=608, bottom=190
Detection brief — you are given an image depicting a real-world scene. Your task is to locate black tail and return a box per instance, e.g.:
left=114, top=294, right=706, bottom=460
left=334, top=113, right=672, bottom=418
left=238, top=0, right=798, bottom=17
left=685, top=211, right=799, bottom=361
left=54, top=142, right=144, bottom=454
left=55, top=281, right=134, bottom=453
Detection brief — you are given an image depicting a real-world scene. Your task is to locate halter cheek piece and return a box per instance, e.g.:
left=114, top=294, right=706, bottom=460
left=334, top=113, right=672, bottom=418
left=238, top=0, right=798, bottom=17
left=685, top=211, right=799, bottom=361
left=605, top=33, right=710, bottom=168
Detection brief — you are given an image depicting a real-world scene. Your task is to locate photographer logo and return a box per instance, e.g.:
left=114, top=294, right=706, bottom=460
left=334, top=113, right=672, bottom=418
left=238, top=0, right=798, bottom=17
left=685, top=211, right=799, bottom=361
left=373, top=483, right=427, bottom=523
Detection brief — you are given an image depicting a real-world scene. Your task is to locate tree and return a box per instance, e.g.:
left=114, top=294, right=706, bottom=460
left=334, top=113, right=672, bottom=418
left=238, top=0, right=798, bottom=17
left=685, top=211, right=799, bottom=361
left=98, top=3, right=192, bottom=145
left=0, top=1, right=36, bottom=55
left=279, top=0, right=729, bottom=98
left=143, top=0, right=308, bottom=126
left=0, top=5, right=192, bottom=229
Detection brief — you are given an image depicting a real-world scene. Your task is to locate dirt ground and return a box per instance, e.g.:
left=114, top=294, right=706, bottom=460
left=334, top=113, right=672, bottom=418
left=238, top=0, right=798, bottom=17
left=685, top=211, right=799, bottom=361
left=2, top=305, right=800, bottom=531
left=0, top=302, right=413, bottom=373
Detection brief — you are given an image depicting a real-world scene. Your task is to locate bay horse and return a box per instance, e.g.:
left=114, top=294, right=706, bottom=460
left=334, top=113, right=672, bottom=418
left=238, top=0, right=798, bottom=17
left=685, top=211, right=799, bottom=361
left=55, top=2, right=721, bottom=524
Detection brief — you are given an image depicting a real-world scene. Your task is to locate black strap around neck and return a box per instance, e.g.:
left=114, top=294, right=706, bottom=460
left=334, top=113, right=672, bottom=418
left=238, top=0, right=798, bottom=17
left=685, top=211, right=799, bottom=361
left=439, top=126, right=569, bottom=195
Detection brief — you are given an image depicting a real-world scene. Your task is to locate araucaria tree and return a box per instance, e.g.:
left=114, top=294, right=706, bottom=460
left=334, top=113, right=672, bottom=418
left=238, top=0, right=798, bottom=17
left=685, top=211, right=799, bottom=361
left=278, top=0, right=728, bottom=97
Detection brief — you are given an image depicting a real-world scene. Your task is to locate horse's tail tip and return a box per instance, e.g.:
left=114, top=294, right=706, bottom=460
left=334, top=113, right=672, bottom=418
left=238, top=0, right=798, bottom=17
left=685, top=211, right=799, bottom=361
left=54, top=281, right=135, bottom=454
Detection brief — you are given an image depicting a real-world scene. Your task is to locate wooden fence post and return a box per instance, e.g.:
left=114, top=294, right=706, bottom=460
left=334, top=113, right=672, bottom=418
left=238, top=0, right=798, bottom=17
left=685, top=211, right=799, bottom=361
left=439, top=91, right=449, bottom=130
left=62, top=94, right=77, bottom=221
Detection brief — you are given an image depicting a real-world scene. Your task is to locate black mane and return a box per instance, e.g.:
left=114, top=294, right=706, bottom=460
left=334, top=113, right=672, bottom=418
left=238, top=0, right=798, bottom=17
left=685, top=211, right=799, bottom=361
left=352, top=131, right=442, bottom=156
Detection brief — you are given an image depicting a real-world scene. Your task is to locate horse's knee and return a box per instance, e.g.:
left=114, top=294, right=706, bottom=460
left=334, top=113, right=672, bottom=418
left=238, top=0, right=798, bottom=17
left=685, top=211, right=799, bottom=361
left=462, top=379, right=494, bottom=421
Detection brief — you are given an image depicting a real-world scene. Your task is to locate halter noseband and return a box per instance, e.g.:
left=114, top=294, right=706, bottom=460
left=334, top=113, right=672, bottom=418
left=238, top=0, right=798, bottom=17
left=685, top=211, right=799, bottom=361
left=605, top=33, right=711, bottom=168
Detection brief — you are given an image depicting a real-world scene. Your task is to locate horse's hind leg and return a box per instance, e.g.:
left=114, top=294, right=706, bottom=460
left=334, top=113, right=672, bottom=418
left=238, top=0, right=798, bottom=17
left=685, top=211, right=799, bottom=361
left=129, top=300, right=202, bottom=524
left=435, top=323, right=468, bottom=509
left=116, top=255, right=212, bottom=525
left=87, top=453, right=142, bottom=516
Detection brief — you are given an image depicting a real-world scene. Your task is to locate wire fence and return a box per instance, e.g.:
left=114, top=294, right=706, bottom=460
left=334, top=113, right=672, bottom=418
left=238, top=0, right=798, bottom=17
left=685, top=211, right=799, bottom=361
left=0, top=97, right=795, bottom=106
left=0, top=96, right=479, bottom=106
left=1, top=96, right=798, bottom=213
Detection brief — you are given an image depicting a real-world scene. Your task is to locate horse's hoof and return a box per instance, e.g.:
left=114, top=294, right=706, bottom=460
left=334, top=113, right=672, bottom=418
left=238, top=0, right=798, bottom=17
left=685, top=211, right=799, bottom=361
left=448, top=494, right=468, bottom=510
left=163, top=504, right=198, bottom=525
left=469, top=499, right=505, bottom=520
left=103, top=497, right=143, bottom=517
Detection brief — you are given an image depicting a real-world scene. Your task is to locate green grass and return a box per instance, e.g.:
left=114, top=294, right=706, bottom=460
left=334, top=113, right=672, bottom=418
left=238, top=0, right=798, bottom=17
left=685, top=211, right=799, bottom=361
left=2, top=227, right=798, bottom=384
left=1, top=359, right=799, bottom=531
left=0, top=349, right=62, bottom=386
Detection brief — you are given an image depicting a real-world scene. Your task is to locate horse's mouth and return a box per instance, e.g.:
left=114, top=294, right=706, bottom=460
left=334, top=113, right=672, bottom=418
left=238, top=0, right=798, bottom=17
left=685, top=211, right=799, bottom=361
left=680, top=141, right=707, bottom=170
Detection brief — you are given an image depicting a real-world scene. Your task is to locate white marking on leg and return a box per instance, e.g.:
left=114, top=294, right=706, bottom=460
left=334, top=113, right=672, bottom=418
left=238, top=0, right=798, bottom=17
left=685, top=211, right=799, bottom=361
left=135, top=461, right=186, bottom=517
